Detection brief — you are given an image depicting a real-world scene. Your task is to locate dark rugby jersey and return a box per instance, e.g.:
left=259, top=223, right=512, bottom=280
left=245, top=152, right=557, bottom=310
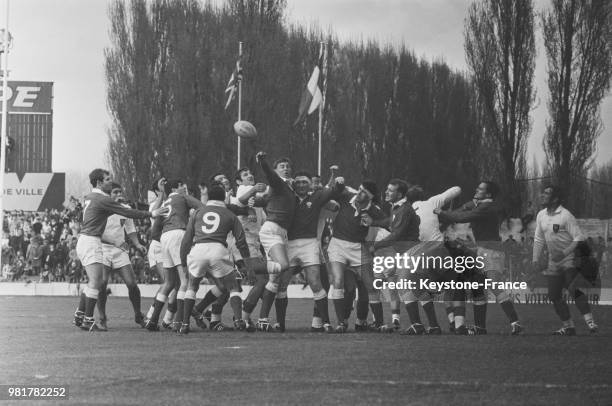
left=180, top=201, right=249, bottom=265
left=373, top=198, right=420, bottom=251
left=288, top=184, right=345, bottom=240
left=438, top=199, right=502, bottom=249
left=259, top=159, right=297, bottom=230
left=332, top=193, right=386, bottom=243
left=161, top=193, right=204, bottom=234
left=81, top=189, right=150, bottom=237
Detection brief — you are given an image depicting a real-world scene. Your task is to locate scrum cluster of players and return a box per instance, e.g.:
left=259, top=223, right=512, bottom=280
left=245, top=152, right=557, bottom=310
left=72, top=151, right=599, bottom=336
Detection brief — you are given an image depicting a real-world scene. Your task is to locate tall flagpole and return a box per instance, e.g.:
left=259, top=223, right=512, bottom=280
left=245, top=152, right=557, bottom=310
left=317, top=42, right=327, bottom=176
left=0, top=0, right=10, bottom=234
left=236, top=41, right=243, bottom=170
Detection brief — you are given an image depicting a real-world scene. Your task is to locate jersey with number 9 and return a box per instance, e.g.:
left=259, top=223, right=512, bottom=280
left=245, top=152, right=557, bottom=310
left=188, top=203, right=248, bottom=253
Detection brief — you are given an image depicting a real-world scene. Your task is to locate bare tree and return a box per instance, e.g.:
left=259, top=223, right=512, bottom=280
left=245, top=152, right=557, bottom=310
left=541, top=0, right=612, bottom=213
left=465, top=0, right=536, bottom=214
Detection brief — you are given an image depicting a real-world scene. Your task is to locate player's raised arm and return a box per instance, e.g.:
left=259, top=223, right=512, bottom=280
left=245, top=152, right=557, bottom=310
left=256, top=151, right=284, bottom=190
left=102, top=197, right=159, bottom=220
left=430, top=186, right=462, bottom=209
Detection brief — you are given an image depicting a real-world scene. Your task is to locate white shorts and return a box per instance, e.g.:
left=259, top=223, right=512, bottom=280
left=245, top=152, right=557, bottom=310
left=187, top=243, right=234, bottom=279
left=288, top=238, right=320, bottom=267
left=102, top=244, right=131, bottom=269
left=327, top=237, right=370, bottom=267
left=76, top=235, right=104, bottom=267
left=160, top=229, right=185, bottom=268
left=147, top=239, right=162, bottom=267
left=259, top=221, right=288, bottom=260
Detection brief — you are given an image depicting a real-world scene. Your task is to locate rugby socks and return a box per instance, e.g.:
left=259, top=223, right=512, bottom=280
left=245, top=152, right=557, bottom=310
left=77, top=292, right=87, bottom=313
left=183, top=290, right=197, bottom=325
left=344, top=288, right=356, bottom=320
left=312, top=316, right=323, bottom=329
left=553, top=301, right=571, bottom=322
left=84, top=287, right=99, bottom=318
left=404, top=301, right=421, bottom=324
left=422, top=301, right=439, bottom=328
left=97, top=284, right=108, bottom=319
left=174, top=291, right=185, bottom=326
left=313, top=289, right=330, bottom=324
left=329, top=287, right=346, bottom=324
left=198, top=286, right=224, bottom=315
left=473, top=302, right=487, bottom=329
left=562, top=319, right=575, bottom=328
left=128, top=285, right=141, bottom=316
left=150, top=293, right=168, bottom=324
left=574, top=289, right=591, bottom=316
left=229, top=292, right=242, bottom=321
left=500, top=300, right=519, bottom=324
left=259, top=282, right=278, bottom=319
left=391, top=308, right=401, bottom=324
left=454, top=305, right=466, bottom=328
left=146, top=305, right=155, bottom=319
left=369, top=301, right=383, bottom=324
left=274, top=292, right=288, bottom=330
left=445, top=305, right=455, bottom=326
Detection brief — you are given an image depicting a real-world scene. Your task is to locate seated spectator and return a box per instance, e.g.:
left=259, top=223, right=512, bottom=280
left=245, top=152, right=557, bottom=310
left=39, top=263, right=52, bottom=283
left=67, top=259, right=82, bottom=284
left=54, top=263, right=66, bottom=282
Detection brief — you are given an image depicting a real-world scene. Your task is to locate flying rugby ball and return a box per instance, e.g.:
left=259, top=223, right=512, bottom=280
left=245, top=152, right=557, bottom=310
left=233, top=120, right=257, bottom=139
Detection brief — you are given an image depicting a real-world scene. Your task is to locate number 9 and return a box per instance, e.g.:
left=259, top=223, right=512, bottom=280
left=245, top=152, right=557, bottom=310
left=201, top=212, right=220, bottom=234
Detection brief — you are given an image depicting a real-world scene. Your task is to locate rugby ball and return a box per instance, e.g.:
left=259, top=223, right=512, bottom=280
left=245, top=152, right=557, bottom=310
left=233, top=120, right=257, bottom=139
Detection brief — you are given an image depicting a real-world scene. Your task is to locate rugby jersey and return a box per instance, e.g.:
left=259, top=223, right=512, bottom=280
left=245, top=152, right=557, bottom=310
left=412, top=186, right=461, bottom=242
left=373, top=198, right=420, bottom=251
left=180, top=201, right=249, bottom=265
left=289, top=183, right=345, bottom=240
left=101, top=203, right=137, bottom=249
left=533, top=205, right=584, bottom=272
left=438, top=198, right=502, bottom=249
left=259, top=159, right=297, bottom=230
left=161, top=193, right=204, bottom=234
left=80, top=189, right=150, bottom=237
left=332, top=193, right=386, bottom=243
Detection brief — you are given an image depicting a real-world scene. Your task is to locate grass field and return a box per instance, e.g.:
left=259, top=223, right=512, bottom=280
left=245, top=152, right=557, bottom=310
left=2, top=296, right=612, bottom=405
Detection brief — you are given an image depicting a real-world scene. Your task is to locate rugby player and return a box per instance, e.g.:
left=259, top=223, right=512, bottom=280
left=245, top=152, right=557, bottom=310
left=369, top=179, right=421, bottom=333
left=179, top=183, right=251, bottom=334
left=96, top=182, right=148, bottom=330
left=253, top=152, right=297, bottom=331
left=396, top=185, right=462, bottom=335
left=272, top=171, right=345, bottom=332
left=436, top=181, right=523, bottom=335
left=73, top=168, right=166, bottom=331
left=327, top=180, right=386, bottom=333
left=144, top=179, right=204, bottom=331
left=532, top=185, right=598, bottom=335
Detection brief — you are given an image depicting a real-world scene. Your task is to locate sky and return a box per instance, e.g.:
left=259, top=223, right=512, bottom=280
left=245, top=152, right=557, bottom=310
left=4, top=0, right=612, bottom=174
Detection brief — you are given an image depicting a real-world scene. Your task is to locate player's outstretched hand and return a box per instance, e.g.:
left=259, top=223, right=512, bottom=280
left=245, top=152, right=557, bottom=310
left=335, top=176, right=345, bottom=185
left=253, top=182, right=267, bottom=193
left=151, top=206, right=169, bottom=218
left=329, top=165, right=339, bottom=172
left=256, top=151, right=267, bottom=163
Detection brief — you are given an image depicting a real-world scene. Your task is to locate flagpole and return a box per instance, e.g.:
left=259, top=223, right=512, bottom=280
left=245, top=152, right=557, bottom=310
left=318, top=41, right=329, bottom=176
left=317, top=42, right=326, bottom=176
left=0, top=0, right=10, bottom=232
left=236, top=41, right=243, bottom=170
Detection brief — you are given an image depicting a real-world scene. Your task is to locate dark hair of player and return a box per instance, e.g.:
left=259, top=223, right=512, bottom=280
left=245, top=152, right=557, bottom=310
left=482, top=181, right=500, bottom=199
left=294, top=170, right=312, bottom=179
left=151, top=176, right=165, bottom=193
left=208, top=183, right=226, bottom=201
left=111, top=182, right=122, bottom=190
left=388, top=178, right=409, bottom=198
left=210, top=172, right=225, bottom=184
left=89, top=168, right=109, bottom=188
left=234, top=167, right=250, bottom=182
left=543, top=184, right=564, bottom=204
left=406, top=185, right=425, bottom=202
left=273, top=157, right=292, bottom=169
left=164, top=178, right=183, bottom=195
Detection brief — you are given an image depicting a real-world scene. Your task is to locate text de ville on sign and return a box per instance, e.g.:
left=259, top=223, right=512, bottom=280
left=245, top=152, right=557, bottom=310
left=4, top=188, right=44, bottom=196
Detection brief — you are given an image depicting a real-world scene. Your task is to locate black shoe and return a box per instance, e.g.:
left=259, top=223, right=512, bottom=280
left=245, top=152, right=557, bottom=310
left=355, top=323, right=369, bottom=332
left=178, top=323, right=190, bottom=335
left=334, top=322, right=348, bottom=334
left=234, top=319, right=247, bottom=331
left=552, top=327, right=576, bottom=336
left=448, top=323, right=455, bottom=334
left=468, top=325, right=487, bottom=335
left=73, top=310, right=84, bottom=327
left=426, top=326, right=442, bottom=335
left=203, top=309, right=212, bottom=323
left=400, top=323, right=425, bottom=335
left=210, top=321, right=233, bottom=331
left=80, top=316, right=99, bottom=332
left=310, top=326, right=325, bottom=332
left=161, top=321, right=172, bottom=330
left=135, top=312, right=146, bottom=328
left=455, top=325, right=469, bottom=335
left=245, top=319, right=256, bottom=333
left=145, top=319, right=160, bottom=332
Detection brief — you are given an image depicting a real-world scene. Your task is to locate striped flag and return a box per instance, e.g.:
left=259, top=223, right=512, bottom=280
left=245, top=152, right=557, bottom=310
left=224, top=57, right=242, bottom=110
left=293, top=46, right=324, bottom=126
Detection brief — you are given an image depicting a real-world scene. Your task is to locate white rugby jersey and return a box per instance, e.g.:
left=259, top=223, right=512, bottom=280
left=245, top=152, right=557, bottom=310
left=101, top=203, right=137, bottom=249
left=412, top=186, right=461, bottom=242
left=533, top=205, right=583, bottom=273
